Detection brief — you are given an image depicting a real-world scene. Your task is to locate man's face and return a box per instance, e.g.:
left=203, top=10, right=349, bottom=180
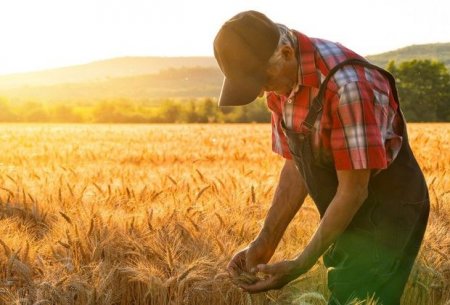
left=259, top=45, right=298, bottom=97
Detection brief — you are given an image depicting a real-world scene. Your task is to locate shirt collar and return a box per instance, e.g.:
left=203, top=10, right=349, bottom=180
left=271, top=29, right=321, bottom=101
left=293, top=31, right=321, bottom=89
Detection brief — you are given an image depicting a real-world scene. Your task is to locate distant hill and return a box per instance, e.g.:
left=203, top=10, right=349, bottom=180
left=0, top=56, right=218, bottom=89
left=366, top=42, right=450, bottom=68
left=0, top=67, right=224, bottom=101
left=0, top=43, right=448, bottom=102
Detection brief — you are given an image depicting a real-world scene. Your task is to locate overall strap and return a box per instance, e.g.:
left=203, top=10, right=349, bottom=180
left=301, top=58, right=400, bottom=132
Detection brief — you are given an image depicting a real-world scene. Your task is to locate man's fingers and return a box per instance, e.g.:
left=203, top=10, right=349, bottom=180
left=240, top=261, right=297, bottom=293
left=239, top=277, right=275, bottom=294
left=227, top=267, right=239, bottom=278
left=227, top=261, right=242, bottom=278
left=253, top=263, right=278, bottom=275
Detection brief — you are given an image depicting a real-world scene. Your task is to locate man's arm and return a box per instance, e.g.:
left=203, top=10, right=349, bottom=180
left=253, top=159, right=309, bottom=261
left=241, top=169, right=370, bottom=292
left=227, top=159, right=308, bottom=276
left=293, top=169, right=370, bottom=269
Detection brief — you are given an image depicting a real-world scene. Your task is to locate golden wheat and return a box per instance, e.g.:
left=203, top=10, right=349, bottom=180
left=0, top=123, right=448, bottom=305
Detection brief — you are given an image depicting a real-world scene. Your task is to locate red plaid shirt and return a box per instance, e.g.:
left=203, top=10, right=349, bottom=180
left=268, top=31, right=403, bottom=170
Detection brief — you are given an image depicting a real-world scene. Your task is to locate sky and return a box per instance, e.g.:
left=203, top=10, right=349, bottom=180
left=0, top=0, right=449, bottom=75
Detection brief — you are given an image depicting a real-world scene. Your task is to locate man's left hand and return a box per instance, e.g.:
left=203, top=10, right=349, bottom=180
left=239, top=260, right=304, bottom=293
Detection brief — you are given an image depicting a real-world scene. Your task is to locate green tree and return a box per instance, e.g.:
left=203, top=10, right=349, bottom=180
left=387, top=59, right=450, bottom=122
left=217, top=98, right=270, bottom=123
left=158, top=99, right=184, bottom=123
left=243, top=98, right=271, bottom=122
left=184, top=100, right=201, bottom=123
left=197, top=98, right=217, bottom=123
left=92, top=99, right=142, bottom=123
left=92, top=100, right=123, bottom=123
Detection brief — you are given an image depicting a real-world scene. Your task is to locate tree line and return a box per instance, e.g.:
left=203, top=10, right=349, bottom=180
left=387, top=59, right=449, bottom=121
left=0, top=97, right=271, bottom=123
left=0, top=59, right=448, bottom=123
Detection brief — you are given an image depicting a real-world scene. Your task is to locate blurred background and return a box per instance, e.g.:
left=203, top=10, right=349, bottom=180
left=0, top=0, right=448, bottom=123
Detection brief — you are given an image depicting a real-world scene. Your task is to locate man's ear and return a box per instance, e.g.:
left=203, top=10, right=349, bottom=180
left=280, top=45, right=295, bottom=60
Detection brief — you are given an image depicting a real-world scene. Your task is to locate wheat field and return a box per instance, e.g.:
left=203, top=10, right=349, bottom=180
left=0, top=123, right=448, bottom=305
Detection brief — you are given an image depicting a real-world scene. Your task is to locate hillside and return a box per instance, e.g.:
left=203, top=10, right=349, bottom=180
left=0, top=56, right=218, bottom=89
left=0, top=67, right=224, bottom=101
left=0, top=42, right=448, bottom=101
left=366, top=42, right=450, bottom=68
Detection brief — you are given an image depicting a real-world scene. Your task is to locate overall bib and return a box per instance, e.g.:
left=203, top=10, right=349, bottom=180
left=281, top=59, right=430, bottom=305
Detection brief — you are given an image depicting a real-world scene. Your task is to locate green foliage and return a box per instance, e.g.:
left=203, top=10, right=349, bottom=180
left=158, top=100, right=185, bottom=123
left=387, top=59, right=450, bottom=122
left=0, top=97, right=271, bottom=123
left=2, top=58, right=448, bottom=123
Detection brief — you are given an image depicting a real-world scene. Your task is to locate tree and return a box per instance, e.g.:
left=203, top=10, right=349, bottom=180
left=184, top=100, right=201, bottom=123
left=197, top=98, right=217, bottom=123
left=243, top=97, right=271, bottom=122
left=20, top=101, right=50, bottom=122
left=0, top=97, right=17, bottom=122
left=159, top=99, right=184, bottom=123
left=92, top=100, right=122, bottom=123
left=50, top=104, right=82, bottom=122
left=387, top=60, right=450, bottom=122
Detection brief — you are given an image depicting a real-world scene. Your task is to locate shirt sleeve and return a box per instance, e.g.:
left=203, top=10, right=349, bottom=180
left=330, top=81, right=388, bottom=170
left=266, top=93, right=292, bottom=159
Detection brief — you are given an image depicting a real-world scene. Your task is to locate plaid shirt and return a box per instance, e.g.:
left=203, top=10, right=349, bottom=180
left=268, top=31, right=403, bottom=170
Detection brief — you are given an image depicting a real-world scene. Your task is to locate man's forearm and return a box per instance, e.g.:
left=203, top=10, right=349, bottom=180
left=293, top=169, right=370, bottom=272
left=253, top=159, right=308, bottom=253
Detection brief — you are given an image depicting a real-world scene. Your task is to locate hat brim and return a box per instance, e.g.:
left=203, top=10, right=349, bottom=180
left=218, top=75, right=264, bottom=106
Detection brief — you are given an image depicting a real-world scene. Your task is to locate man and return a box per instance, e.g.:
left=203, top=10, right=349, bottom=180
left=213, top=10, right=430, bottom=305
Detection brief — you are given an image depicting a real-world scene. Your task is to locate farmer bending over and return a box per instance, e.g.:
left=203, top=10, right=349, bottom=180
left=213, top=10, right=429, bottom=305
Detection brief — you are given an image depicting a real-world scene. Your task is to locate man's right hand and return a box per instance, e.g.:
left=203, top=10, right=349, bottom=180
left=227, top=241, right=273, bottom=278
left=227, top=247, right=249, bottom=278
left=227, top=159, right=308, bottom=281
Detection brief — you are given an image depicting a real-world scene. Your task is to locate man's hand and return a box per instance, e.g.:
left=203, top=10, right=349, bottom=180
left=228, top=160, right=307, bottom=277
left=236, top=169, right=371, bottom=293
left=227, top=248, right=249, bottom=277
left=239, top=260, right=305, bottom=293
left=227, top=159, right=308, bottom=288
left=227, top=241, right=274, bottom=278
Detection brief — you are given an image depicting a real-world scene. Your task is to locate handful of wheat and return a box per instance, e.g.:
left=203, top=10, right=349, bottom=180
left=231, top=271, right=260, bottom=285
